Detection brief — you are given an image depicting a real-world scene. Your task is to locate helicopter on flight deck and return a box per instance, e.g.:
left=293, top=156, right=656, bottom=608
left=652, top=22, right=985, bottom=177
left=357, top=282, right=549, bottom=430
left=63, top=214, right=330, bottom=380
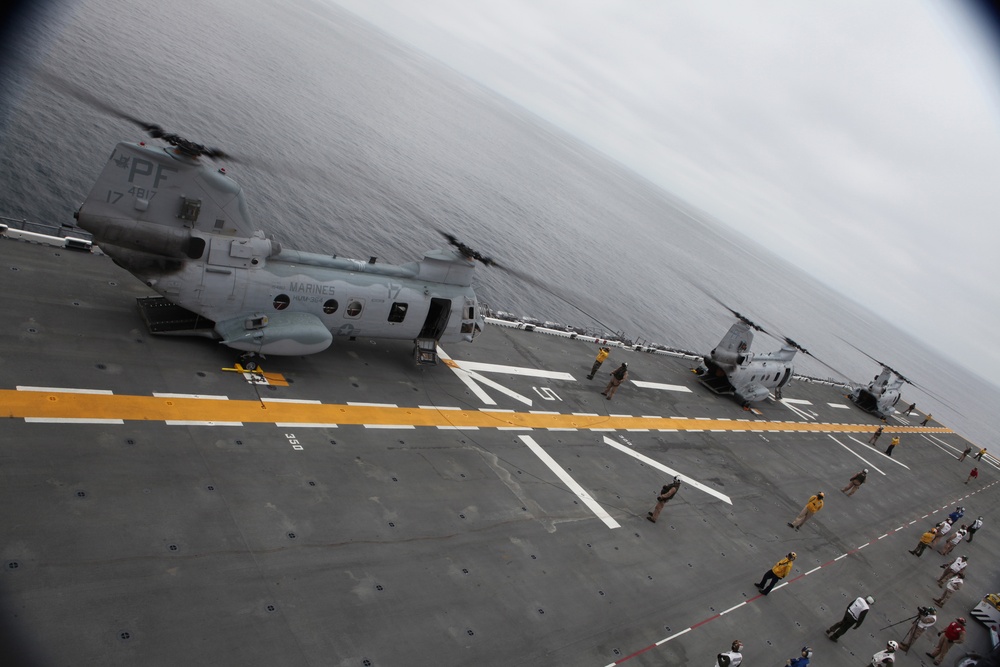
left=839, top=340, right=962, bottom=421
left=60, top=76, right=492, bottom=365
left=693, top=301, right=845, bottom=408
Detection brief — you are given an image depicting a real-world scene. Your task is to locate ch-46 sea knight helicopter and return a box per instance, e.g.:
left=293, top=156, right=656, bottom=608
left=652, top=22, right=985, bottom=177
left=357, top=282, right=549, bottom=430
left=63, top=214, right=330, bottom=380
left=839, top=340, right=961, bottom=420
left=694, top=300, right=844, bottom=408
left=57, top=76, right=490, bottom=365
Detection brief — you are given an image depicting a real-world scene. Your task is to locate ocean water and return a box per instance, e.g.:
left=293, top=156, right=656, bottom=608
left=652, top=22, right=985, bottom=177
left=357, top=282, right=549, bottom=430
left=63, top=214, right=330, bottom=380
left=1, top=0, right=997, bottom=447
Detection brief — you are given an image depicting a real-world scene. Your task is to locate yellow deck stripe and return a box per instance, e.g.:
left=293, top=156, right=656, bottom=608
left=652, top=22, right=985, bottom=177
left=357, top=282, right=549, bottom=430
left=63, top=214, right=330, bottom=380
left=0, top=389, right=954, bottom=433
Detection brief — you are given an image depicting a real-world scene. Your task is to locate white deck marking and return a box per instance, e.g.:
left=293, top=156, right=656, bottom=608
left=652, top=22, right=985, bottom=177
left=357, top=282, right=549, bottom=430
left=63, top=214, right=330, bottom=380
left=602, top=436, right=733, bottom=505
left=347, top=402, right=398, bottom=407
left=153, top=393, right=229, bottom=400
left=781, top=400, right=814, bottom=421
left=363, top=424, right=415, bottom=430
left=436, top=346, right=497, bottom=405
left=17, top=386, right=113, bottom=394
left=450, top=366, right=496, bottom=405
left=437, top=426, right=479, bottom=430
left=461, top=368, right=533, bottom=406
left=275, top=422, right=339, bottom=428
left=419, top=405, right=461, bottom=410
left=450, top=360, right=575, bottom=380
left=25, top=417, right=125, bottom=424
left=630, top=380, right=692, bottom=393
left=847, top=436, right=911, bottom=470
left=518, top=435, right=620, bottom=529
left=263, top=398, right=323, bottom=404
left=826, top=434, right=885, bottom=475
left=828, top=403, right=850, bottom=409
left=782, top=398, right=813, bottom=405
left=165, top=420, right=243, bottom=426
left=921, top=433, right=961, bottom=458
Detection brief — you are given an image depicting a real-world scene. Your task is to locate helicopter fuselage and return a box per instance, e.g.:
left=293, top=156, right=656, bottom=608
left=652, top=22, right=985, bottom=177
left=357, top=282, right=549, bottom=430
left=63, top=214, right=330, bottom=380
left=698, top=321, right=796, bottom=405
left=75, top=142, right=484, bottom=356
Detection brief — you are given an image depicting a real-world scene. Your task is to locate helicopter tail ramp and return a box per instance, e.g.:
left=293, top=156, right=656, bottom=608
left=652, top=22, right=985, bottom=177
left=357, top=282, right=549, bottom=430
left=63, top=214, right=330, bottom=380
left=136, top=296, right=217, bottom=337
left=697, top=368, right=736, bottom=395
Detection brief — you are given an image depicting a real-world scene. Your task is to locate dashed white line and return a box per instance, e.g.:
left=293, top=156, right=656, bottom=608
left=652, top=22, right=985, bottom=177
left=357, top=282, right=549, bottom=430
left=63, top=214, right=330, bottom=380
left=17, top=386, right=113, bottom=394
left=153, top=393, right=229, bottom=400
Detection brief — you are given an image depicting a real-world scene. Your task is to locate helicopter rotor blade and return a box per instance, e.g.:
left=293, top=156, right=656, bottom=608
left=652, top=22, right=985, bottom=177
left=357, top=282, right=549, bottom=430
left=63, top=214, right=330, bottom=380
left=685, top=279, right=779, bottom=338
left=435, top=230, right=621, bottom=335
left=37, top=69, right=248, bottom=164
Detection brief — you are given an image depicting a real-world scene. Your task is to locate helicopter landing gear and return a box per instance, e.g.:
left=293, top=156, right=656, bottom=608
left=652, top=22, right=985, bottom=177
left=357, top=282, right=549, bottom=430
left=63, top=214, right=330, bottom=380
left=240, top=351, right=266, bottom=371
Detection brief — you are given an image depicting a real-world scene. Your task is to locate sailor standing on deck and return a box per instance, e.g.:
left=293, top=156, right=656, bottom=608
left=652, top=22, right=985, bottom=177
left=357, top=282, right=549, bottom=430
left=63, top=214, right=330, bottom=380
left=826, top=595, right=874, bottom=641
left=966, top=516, right=983, bottom=542
left=602, top=363, right=628, bottom=400
left=842, top=469, right=868, bottom=496
left=716, top=640, right=743, bottom=666
left=586, top=346, right=610, bottom=380
left=788, top=492, right=824, bottom=531
left=868, top=425, right=885, bottom=444
left=754, top=552, right=795, bottom=595
left=646, top=476, right=681, bottom=523
left=899, top=606, right=937, bottom=653
left=885, top=435, right=900, bottom=456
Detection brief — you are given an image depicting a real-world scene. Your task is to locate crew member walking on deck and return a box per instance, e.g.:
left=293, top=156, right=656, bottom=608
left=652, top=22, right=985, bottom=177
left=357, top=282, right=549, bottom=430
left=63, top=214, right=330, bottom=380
left=601, top=363, right=628, bottom=400
left=904, top=402, right=916, bottom=415
left=938, top=525, right=967, bottom=556
left=587, top=346, right=610, bottom=380
left=974, top=447, right=987, bottom=461
left=784, top=646, right=812, bottom=666
left=869, top=640, right=898, bottom=665
left=885, top=435, right=900, bottom=456
left=966, top=516, right=983, bottom=542
left=965, top=468, right=979, bottom=485
left=909, top=527, right=937, bottom=557
left=920, top=413, right=933, bottom=426
left=927, top=617, right=966, bottom=665
left=868, top=425, right=884, bottom=444
left=716, top=640, right=743, bottom=666
left=754, top=552, right=795, bottom=595
left=825, top=595, right=874, bottom=641
left=933, top=572, right=964, bottom=607
left=958, top=445, right=972, bottom=461
left=788, top=492, right=824, bottom=531
left=842, top=469, right=868, bottom=496
left=928, top=520, right=952, bottom=549
left=646, top=477, right=681, bottom=523
left=936, top=556, right=967, bottom=586
left=899, top=606, right=937, bottom=653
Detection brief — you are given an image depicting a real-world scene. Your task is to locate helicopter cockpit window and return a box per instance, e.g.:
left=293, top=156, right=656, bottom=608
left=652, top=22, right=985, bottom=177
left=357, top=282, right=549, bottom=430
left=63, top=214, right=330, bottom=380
left=273, top=294, right=290, bottom=310
left=322, top=299, right=339, bottom=315
left=388, top=302, right=408, bottom=323
left=346, top=300, right=364, bottom=318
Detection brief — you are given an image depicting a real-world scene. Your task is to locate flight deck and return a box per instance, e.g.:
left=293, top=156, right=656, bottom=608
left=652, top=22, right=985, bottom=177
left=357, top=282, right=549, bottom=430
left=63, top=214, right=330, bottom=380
left=1, top=236, right=997, bottom=667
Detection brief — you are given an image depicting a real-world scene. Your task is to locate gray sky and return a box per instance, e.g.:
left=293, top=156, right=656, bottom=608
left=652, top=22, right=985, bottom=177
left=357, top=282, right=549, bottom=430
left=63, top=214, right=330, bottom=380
left=331, top=0, right=1000, bottom=378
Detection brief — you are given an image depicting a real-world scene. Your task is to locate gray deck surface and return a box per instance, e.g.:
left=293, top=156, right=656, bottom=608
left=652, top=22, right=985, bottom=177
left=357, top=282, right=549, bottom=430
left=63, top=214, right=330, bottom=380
left=1, top=237, right=996, bottom=666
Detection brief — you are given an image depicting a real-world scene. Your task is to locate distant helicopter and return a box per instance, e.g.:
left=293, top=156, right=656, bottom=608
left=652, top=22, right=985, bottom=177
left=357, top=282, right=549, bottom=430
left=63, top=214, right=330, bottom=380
left=693, top=299, right=845, bottom=408
left=839, top=340, right=962, bottom=420
left=850, top=366, right=904, bottom=419
left=57, top=76, right=490, bottom=364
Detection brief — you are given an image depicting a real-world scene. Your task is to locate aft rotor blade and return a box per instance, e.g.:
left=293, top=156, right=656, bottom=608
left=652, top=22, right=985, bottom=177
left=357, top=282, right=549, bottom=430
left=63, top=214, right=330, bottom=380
left=36, top=70, right=159, bottom=132
left=686, top=279, right=778, bottom=338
